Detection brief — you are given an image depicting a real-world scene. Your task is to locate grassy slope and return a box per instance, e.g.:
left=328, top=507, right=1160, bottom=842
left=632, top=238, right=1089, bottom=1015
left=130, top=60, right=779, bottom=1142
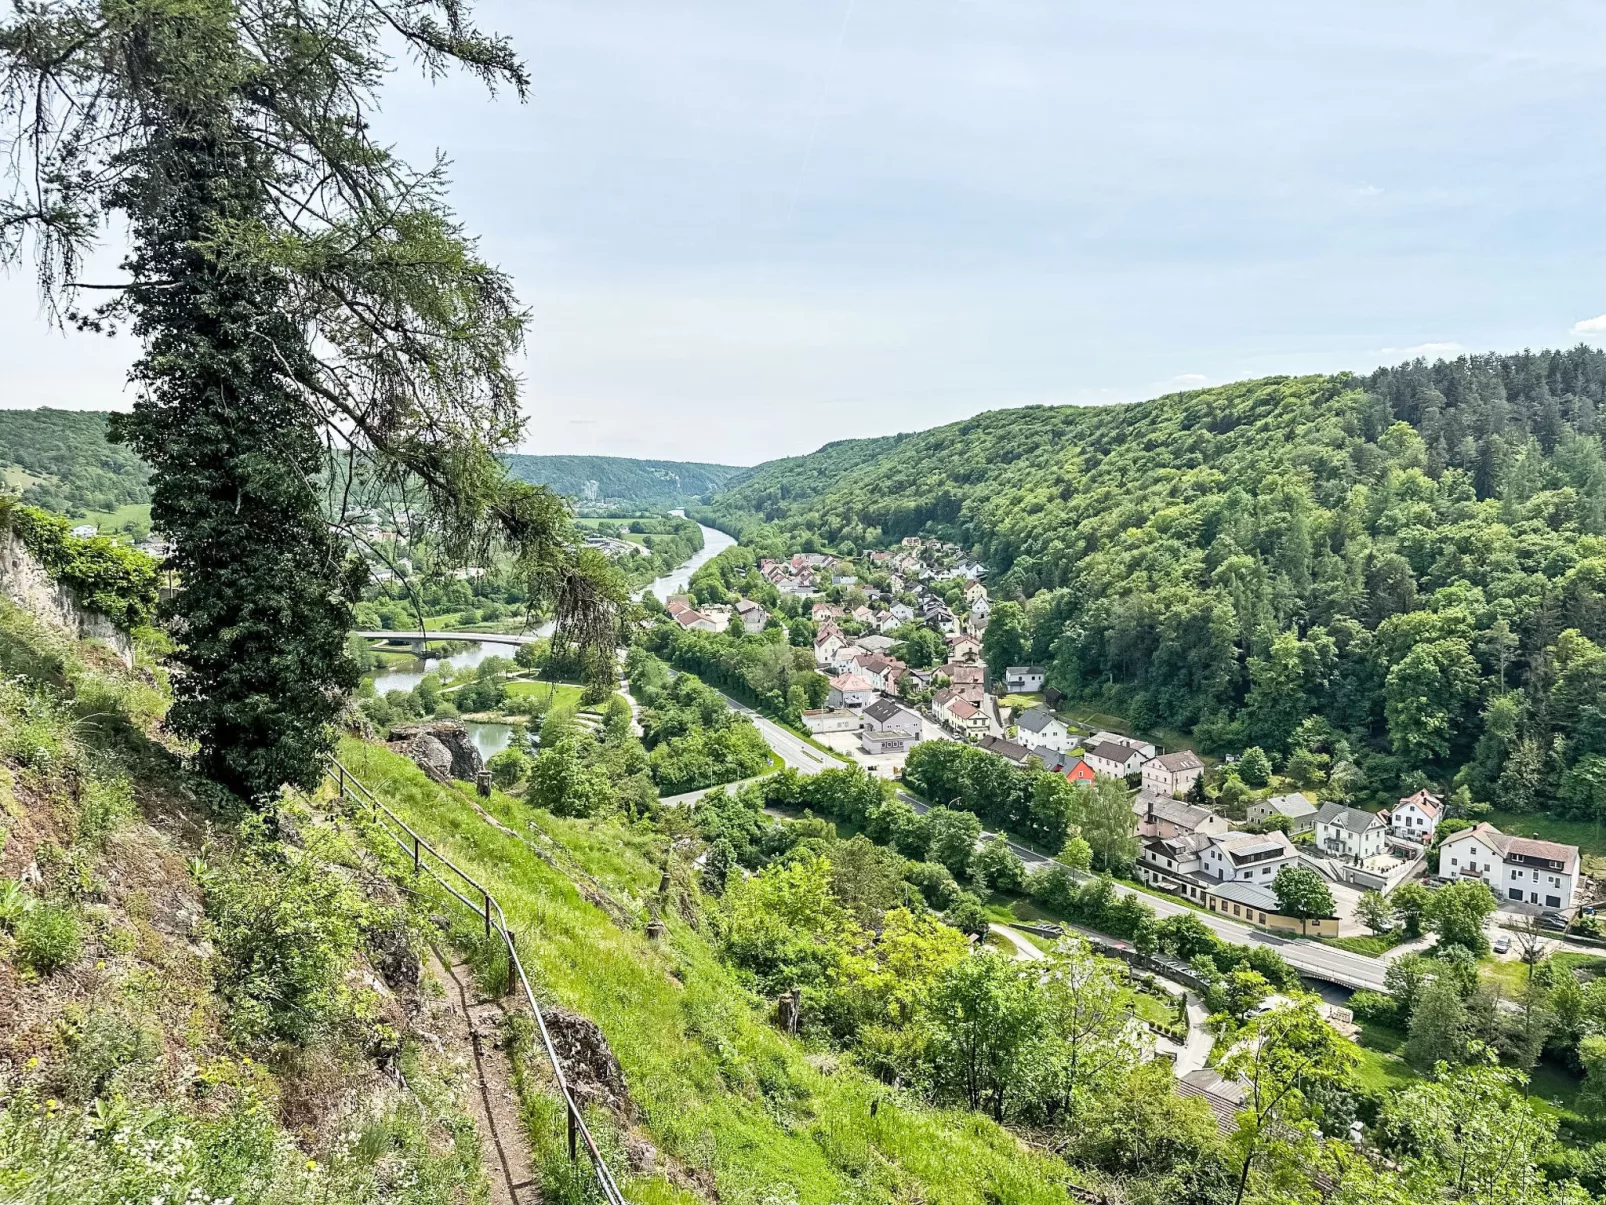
left=338, top=737, right=1091, bottom=1205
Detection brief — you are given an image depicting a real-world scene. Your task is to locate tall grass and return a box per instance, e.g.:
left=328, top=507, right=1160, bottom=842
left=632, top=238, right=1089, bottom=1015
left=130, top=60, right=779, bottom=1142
left=340, top=737, right=1093, bottom=1205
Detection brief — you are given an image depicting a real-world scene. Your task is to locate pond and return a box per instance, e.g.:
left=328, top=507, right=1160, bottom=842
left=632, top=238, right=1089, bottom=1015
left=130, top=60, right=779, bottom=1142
left=369, top=641, right=509, bottom=696
left=462, top=719, right=517, bottom=762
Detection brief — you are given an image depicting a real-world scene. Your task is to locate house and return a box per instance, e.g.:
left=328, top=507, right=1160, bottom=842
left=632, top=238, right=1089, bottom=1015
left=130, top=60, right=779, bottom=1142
left=1247, top=793, right=1319, bottom=834
left=978, top=735, right=1032, bottom=766
left=734, top=599, right=768, bottom=633
left=933, top=689, right=990, bottom=740
left=946, top=633, right=982, bottom=662
left=969, top=598, right=992, bottom=627
left=857, top=634, right=897, bottom=654
left=876, top=612, right=903, bottom=635
left=1136, top=836, right=1337, bottom=935
left=1003, top=666, right=1046, bottom=693
left=861, top=698, right=922, bottom=755
left=1084, top=739, right=1149, bottom=780
left=851, top=605, right=875, bottom=625
left=940, top=662, right=986, bottom=704
left=850, top=653, right=903, bottom=693
left=1142, top=750, right=1205, bottom=798
left=801, top=709, right=861, bottom=735
left=964, top=580, right=988, bottom=605
left=1016, top=706, right=1073, bottom=753
left=1134, top=790, right=1231, bottom=840
left=70, top=524, right=98, bottom=539
left=814, top=629, right=845, bottom=666
left=1388, top=790, right=1443, bottom=842
left=812, top=602, right=844, bottom=623
left=827, top=673, right=878, bottom=710
left=1439, top=823, right=1579, bottom=911
left=1091, top=731, right=1158, bottom=761
left=1200, top=830, right=1300, bottom=885
left=1063, top=756, right=1097, bottom=785
left=1314, top=803, right=1388, bottom=865
left=863, top=697, right=921, bottom=735
left=673, top=608, right=719, bottom=633
left=890, top=602, right=915, bottom=623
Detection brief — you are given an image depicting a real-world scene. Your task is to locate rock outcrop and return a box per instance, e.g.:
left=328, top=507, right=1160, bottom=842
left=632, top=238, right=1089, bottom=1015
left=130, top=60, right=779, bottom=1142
left=388, top=721, right=485, bottom=784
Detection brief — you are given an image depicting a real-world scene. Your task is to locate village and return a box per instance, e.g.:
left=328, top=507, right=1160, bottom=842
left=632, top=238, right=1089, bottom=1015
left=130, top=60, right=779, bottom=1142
left=662, top=535, right=1590, bottom=944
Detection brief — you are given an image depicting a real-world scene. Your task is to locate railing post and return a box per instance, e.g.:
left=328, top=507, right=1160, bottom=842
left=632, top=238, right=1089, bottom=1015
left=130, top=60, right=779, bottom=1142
left=413, top=833, right=421, bottom=875
left=337, top=763, right=345, bottom=801
left=567, top=1105, right=578, bottom=1160
left=483, top=887, right=492, bottom=939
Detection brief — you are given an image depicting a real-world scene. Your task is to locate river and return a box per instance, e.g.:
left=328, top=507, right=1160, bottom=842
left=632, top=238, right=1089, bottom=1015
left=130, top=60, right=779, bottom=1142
left=637, top=513, right=735, bottom=600
left=364, top=514, right=729, bottom=703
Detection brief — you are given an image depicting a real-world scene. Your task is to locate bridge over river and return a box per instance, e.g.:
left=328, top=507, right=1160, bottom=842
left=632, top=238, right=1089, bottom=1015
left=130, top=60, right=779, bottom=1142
left=353, top=629, right=545, bottom=655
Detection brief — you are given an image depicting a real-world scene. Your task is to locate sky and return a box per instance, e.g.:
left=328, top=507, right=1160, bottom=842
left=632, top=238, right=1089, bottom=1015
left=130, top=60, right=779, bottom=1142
left=3, top=0, right=1605, bottom=466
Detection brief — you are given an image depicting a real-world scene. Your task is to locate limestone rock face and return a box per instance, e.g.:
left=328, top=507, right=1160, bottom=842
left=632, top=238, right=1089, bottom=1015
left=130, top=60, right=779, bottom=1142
left=388, top=721, right=484, bottom=784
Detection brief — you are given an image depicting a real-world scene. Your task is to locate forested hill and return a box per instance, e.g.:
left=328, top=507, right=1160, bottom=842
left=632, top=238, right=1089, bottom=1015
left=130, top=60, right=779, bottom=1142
left=699, top=347, right=1606, bottom=812
left=0, top=408, right=151, bottom=515
left=503, top=453, right=746, bottom=507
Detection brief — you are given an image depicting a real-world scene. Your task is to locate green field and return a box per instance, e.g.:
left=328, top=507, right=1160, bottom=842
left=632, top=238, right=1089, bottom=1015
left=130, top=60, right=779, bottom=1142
left=503, top=679, right=586, bottom=709
left=75, top=501, right=153, bottom=537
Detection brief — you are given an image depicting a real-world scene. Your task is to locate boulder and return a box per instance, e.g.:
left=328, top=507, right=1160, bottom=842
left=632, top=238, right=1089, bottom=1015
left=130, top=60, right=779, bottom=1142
left=388, top=721, right=484, bottom=784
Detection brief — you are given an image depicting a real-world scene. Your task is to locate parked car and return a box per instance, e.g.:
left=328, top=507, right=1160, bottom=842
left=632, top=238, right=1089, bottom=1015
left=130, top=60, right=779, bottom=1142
left=1540, top=910, right=1571, bottom=931
left=1491, top=934, right=1511, bottom=954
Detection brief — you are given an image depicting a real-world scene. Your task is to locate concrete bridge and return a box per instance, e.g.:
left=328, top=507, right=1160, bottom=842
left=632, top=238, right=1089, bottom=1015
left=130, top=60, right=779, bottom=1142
left=353, top=630, right=545, bottom=657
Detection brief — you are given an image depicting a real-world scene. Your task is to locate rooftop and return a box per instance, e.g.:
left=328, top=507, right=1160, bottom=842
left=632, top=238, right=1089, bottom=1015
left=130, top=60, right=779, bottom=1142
left=1316, top=802, right=1385, bottom=834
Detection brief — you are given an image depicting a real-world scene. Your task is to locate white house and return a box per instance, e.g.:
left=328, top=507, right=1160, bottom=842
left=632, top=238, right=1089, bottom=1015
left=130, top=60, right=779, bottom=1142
left=814, top=629, right=844, bottom=666
left=1201, top=830, right=1300, bottom=884
left=933, top=689, right=989, bottom=740
left=734, top=598, right=768, bottom=633
left=1248, top=793, right=1319, bottom=834
left=1085, top=739, right=1149, bottom=780
left=969, top=598, right=992, bottom=627
left=801, top=709, right=861, bottom=735
left=861, top=697, right=922, bottom=755
left=1003, top=665, right=1046, bottom=692
left=1388, top=789, right=1442, bottom=842
left=1142, top=750, right=1205, bottom=798
left=1314, top=803, right=1387, bottom=864
left=70, top=524, right=98, bottom=539
left=1439, top=823, right=1579, bottom=911
left=1016, top=706, right=1072, bottom=753
left=827, top=673, right=878, bottom=710
left=889, top=602, right=915, bottom=623
left=672, top=609, right=720, bottom=633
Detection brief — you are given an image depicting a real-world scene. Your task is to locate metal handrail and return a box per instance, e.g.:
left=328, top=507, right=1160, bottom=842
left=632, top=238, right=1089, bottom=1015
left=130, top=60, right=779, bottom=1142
left=331, top=759, right=627, bottom=1205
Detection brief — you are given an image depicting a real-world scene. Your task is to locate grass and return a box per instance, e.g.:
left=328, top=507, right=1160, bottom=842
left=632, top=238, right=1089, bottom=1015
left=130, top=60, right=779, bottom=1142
left=998, top=693, right=1044, bottom=712
left=338, top=737, right=1094, bottom=1205
left=1350, top=1023, right=1422, bottom=1095
left=1322, top=931, right=1410, bottom=957
left=504, top=680, right=587, bottom=709
left=64, top=501, right=154, bottom=539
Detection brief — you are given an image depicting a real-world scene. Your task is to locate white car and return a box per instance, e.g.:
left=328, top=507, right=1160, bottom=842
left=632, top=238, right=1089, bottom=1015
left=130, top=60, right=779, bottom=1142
left=1491, top=934, right=1511, bottom=955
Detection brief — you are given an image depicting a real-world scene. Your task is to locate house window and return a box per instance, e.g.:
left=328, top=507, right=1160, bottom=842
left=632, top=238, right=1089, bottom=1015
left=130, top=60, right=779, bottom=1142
left=1547, top=895, right=1562, bottom=908
left=1509, top=889, right=1523, bottom=902
left=1233, top=904, right=1242, bottom=917
left=1450, top=858, right=1458, bottom=867
left=1258, top=912, right=1267, bottom=923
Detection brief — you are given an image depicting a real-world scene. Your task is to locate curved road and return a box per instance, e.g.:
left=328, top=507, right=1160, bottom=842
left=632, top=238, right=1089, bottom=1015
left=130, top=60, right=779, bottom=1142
left=903, top=793, right=1386, bottom=992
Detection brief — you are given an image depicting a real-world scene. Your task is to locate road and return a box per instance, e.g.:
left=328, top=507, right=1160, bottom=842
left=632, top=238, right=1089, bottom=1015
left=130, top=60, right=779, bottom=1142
left=717, top=690, right=838, bottom=773
left=899, top=791, right=1387, bottom=992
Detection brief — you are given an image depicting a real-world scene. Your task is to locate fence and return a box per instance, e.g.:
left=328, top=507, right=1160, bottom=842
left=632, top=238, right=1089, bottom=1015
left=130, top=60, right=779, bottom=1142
left=331, top=759, right=626, bottom=1205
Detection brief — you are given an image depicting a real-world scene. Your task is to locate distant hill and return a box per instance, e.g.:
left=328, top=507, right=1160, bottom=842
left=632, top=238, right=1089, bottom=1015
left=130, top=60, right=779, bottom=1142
left=502, top=454, right=747, bottom=508
left=0, top=408, right=151, bottom=517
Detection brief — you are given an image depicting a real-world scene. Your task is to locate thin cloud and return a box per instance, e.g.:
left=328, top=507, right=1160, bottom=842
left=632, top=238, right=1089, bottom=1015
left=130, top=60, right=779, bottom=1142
left=1380, top=342, right=1464, bottom=360
left=1572, top=314, right=1606, bottom=340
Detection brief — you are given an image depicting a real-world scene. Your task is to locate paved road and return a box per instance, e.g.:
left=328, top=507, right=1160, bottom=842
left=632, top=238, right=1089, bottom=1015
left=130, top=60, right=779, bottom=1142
left=899, top=791, right=1387, bottom=991
left=717, top=691, right=838, bottom=773
left=659, top=775, right=774, bottom=808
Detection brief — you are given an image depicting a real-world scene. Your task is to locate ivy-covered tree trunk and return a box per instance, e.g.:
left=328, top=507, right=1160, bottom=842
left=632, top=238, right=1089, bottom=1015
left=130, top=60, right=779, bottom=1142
left=112, top=132, right=357, bottom=797
left=2, top=2, right=627, bottom=805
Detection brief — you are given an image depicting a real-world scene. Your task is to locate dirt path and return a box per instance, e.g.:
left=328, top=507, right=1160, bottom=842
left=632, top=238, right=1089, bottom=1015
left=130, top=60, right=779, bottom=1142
left=990, top=923, right=1046, bottom=961
left=424, top=948, right=540, bottom=1205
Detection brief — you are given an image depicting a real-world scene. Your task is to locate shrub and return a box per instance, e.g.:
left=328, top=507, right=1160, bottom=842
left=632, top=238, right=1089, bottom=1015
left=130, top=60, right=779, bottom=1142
left=1348, top=989, right=1399, bottom=1027
left=17, top=901, right=82, bottom=973
left=0, top=878, right=24, bottom=930
left=205, top=849, right=368, bottom=1044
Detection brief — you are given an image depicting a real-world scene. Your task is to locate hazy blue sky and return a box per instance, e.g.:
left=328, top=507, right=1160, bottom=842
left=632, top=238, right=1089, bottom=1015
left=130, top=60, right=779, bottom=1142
left=4, top=0, right=1605, bottom=465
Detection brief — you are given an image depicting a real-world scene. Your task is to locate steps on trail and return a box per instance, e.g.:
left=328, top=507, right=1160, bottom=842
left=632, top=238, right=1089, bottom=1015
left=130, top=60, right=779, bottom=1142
left=425, top=951, right=540, bottom=1205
